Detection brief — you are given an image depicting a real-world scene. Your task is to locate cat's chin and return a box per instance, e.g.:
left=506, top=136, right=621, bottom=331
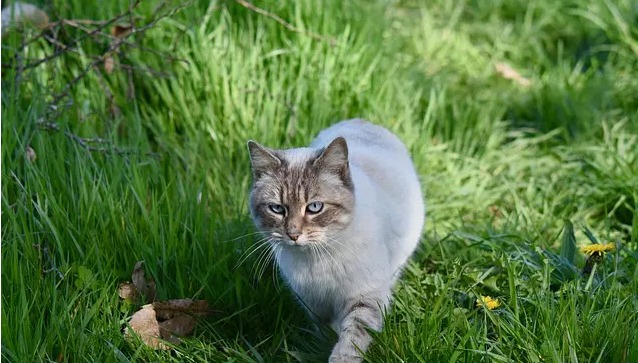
left=279, top=240, right=314, bottom=249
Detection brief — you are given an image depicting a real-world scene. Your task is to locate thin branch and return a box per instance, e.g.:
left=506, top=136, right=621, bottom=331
left=4, top=0, right=190, bottom=159
left=233, top=0, right=336, bottom=45
left=37, top=121, right=160, bottom=158
left=18, top=1, right=141, bottom=71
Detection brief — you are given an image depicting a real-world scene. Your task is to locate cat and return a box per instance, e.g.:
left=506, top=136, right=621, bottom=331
left=247, top=119, right=425, bottom=362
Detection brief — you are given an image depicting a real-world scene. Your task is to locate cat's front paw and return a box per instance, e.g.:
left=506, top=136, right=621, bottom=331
left=328, top=353, right=362, bottom=363
left=329, top=343, right=363, bottom=363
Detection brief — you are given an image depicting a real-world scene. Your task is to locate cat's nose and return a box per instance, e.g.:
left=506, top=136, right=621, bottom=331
left=287, top=231, right=301, bottom=241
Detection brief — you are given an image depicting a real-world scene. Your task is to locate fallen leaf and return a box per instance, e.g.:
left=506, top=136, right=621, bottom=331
left=120, top=262, right=213, bottom=350
left=146, top=279, right=157, bottom=303
left=125, top=304, right=168, bottom=350
left=111, top=24, right=133, bottom=38
left=131, top=260, right=156, bottom=303
left=25, top=145, right=36, bottom=162
left=495, top=62, right=531, bottom=87
left=488, top=204, right=502, bottom=218
left=118, top=282, right=139, bottom=302
left=159, top=314, right=196, bottom=338
left=104, top=56, right=115, bottom=74
left=154, top=299, right=212, bottom=320
left=125, top=299, right=212, bottom=349
left=132, top=261, right=148, bottom=296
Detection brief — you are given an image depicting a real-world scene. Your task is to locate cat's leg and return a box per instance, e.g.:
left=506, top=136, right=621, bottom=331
left=328, top=298, right=384, bottom=363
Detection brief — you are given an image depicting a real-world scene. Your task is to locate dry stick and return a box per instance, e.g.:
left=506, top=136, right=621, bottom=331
left=11, top=1, right=188, bottom=158
left=39, top=121, right=158, bottom=157
left=18, top=0, right=142, bottom=70
left=47, top=0, right=190, bottom=108
left=131, top=0, right=193, bottom=35
left=233, top=0, right=336, bottom=45
left=121, top=40, right=189, bottom=65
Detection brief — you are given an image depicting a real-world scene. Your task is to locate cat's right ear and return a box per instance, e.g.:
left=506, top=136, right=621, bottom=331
left=247, top=140, right=281, bottom=179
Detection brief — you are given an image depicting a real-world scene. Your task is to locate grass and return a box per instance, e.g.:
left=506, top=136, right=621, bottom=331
left=2, top=0, right=637, bottom=362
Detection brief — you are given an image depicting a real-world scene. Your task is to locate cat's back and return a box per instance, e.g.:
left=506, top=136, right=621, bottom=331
left=311, top=119, right=406, bottom=155
left=312, top=119, right=424, bottom=269
left=311, top=119, right=420, bottom=196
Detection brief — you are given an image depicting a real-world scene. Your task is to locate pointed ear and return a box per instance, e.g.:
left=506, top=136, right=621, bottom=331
left=316, top=137, right=349, bottom=168
left=247, top=140, right=281, bottom=179
left=314, top=137, right=353, bottom=188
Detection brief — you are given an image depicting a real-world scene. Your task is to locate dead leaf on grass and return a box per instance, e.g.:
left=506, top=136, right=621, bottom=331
left=495, top=62, right=532, bottom=87
left=25, top=145, right=36, bottom=162
left=154, top=298, right=212, bottom=320
left=111, top=24, right=133, bottom=38
left=125, top=304, right=168, bottom=350
left=125, top=299, right=212, bottom=349
left=119, top=261, right=213, bottom=349
left=131, top=260, right=156, bottom=304
left=118, top=282, right=138, bottom=302
left=159, top=314, right=195, bottom=340
left=104, top=56, right=115, bottom=74
left=488, top=204, right=503, bottom=218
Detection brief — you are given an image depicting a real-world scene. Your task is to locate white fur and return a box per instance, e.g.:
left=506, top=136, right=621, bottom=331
left=275, top=119, right=425, bottom=361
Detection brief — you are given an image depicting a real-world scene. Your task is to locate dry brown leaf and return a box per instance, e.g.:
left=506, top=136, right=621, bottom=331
left=495, top=62, right=532, bottom=87
left=488, top=205, right=502, bottom=218
left=154, top=299, right=212, bottom=320
left=131, top=260, right=156, bottom=303
left=131, top=261, right=147, bottom=295
left=104, top=56, right=115, bottom=74
left=111, top=24, right=133, bottom=38
left=146, top=279, right=157, bottom=303
left=25, top=145, right=36, bottom=162
left=120, top=262, right=212, bottom=349
left=125, top=299, right=211, bottom=349
left=159, top=314, right=196, bottom=338
left=125, top=304, right=168, bottom=350
left=118, top=282, right=139, bottom=302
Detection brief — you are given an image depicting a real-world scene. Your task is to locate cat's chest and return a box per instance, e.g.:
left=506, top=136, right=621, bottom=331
left=278, top=248, right=380, bottom=299
left=279, top=255, right=350, bottom=320
left=281, top=253, right=347, bottom=292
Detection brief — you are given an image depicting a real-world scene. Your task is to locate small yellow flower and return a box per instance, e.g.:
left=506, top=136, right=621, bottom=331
left=476, top=295, right=501, bottom=310
left=579, top=243, right=614, bottom=256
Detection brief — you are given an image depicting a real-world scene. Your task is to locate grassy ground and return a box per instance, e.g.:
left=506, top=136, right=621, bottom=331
left=2, top=0, right=637, bottom=362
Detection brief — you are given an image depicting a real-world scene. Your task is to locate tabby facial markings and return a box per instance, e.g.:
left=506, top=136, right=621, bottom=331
left=249, top=146, right=355, bottom=246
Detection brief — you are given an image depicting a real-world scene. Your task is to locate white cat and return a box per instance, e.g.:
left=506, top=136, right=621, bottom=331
left=248, top=119, right=425, bottom=362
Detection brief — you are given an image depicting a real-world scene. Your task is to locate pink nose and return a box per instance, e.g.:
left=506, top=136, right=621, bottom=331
left=287, top=231, right=301, bottom=241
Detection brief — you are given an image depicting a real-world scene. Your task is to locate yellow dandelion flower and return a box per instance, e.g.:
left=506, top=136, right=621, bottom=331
left=579, top=243, right=614, bottom=256
left=476, top=295, right=501, bottom=310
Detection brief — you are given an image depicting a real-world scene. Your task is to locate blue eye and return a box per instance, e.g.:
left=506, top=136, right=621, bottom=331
left=268, top=204, right=286, bottom=214
left=306, top=201, right=323, bottom=213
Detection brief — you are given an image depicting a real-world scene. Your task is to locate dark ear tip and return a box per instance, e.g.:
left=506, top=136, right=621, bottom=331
left=247, top=140, right=259, bottom=152
left=332, top=137, right=348, bottom=148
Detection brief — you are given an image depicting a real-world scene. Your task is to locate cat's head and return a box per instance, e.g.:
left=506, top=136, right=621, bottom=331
left=247, top=137, right=355, bottom=247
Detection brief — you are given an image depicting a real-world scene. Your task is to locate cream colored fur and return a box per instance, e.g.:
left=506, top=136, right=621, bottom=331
left=272, top=119, right=425, bottom=362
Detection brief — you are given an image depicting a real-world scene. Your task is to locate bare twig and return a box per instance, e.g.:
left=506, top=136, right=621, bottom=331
left=234, top=0, right=336, bottom=45
left=17, top=1, right=142, bottom=71
left=37, top=120, right=159, bottom=158
left=2, top=0, right=192, bottom=158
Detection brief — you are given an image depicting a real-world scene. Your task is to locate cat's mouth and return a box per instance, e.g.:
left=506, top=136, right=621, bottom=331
left=269, top=232, right=313, bottom=247
left=280, top=239, right=311, bottom=247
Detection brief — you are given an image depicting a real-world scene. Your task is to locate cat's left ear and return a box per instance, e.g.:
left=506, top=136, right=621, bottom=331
left=247, top=140, right=281, bottom=179
left=315, top=137, right=353, bottom=187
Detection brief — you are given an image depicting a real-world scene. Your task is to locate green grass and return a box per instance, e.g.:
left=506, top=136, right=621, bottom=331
left=2, top=0, right=637, bottom=362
